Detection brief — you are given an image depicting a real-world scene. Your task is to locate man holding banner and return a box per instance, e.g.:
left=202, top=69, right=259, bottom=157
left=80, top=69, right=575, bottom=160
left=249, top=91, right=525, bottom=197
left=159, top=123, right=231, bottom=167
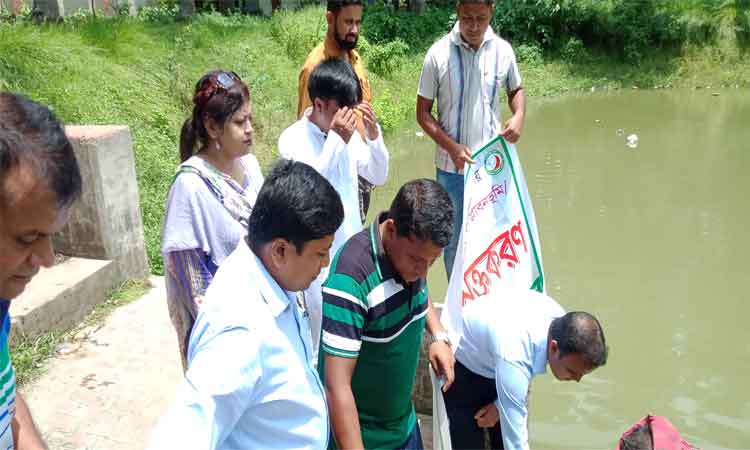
left=416, top=0, right=526, bottom=278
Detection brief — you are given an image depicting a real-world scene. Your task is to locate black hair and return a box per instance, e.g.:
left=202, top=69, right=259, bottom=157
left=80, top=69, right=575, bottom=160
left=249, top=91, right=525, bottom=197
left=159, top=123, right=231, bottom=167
left=180, top=70, right=251, bottom=163
left=307, top=59, right=362, bottom=109
left=247, top=159, right=344, bottom=253
left=0, top=92, right=82, bottom=209
left=620, top=423, right=653, bottom=450
left=388, top=179, right=453, bottom=247
left=327, top=0, right=362, bottom=13
left=549, top=311, right=608, bottom=368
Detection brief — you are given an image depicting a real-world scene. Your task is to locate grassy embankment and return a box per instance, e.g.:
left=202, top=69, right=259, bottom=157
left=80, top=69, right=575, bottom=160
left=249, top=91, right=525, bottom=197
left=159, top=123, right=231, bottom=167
left=0, top=3, right=748, bottom=275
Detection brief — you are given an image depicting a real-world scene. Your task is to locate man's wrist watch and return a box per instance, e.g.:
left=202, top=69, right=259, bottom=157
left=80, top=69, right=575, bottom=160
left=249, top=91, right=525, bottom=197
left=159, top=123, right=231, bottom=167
left=431, top=330, right=451, bottom=346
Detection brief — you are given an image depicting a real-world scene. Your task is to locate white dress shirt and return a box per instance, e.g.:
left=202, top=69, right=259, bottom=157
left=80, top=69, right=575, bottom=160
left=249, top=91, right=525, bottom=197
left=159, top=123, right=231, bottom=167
left=148, top=239, right=328, bottom=450
left=455, top=289, right=565, bottom=450
left=278, top=108, right=389, bottom=358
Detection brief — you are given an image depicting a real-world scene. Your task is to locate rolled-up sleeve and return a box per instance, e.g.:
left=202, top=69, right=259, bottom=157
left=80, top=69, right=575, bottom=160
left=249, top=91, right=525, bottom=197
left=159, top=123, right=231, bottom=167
left=417, top=50, right=438, bottom=100
left=505, top=47, right=522, bottom=93
left=356, top=128, right=389, bottom=186
left=494, top=358, right=531, bottom=450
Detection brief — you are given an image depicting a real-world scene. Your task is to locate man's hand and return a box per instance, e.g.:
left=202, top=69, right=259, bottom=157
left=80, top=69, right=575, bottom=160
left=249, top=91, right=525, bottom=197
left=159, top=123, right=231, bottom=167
left=500, top=112, right=523, bottom=143
left=449, top=143, right=475, bottom=172
left=474, top=402, right=500, bottom=428
left=330, top=107, right=357, bottom=143
left=428, top=340, right=455, bottom=392
left=356, top=102, right=379, bottom=141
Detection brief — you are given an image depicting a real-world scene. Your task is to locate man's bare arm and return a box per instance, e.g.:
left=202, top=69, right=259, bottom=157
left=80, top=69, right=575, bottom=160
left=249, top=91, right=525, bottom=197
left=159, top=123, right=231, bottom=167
left=416, top=95, right=474, bottom=171
left=500, top=87, right=526, bottom=143
left=425, top=297, right=454, bottom=391
left=324, top=354, right=364, bottom=449
left=12, top=392, right=47, bottom=450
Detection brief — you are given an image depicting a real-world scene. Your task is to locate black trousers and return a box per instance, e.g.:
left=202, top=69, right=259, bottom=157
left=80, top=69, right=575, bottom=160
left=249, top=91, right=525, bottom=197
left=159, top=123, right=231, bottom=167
left=442, top=360, right=504, bottom=450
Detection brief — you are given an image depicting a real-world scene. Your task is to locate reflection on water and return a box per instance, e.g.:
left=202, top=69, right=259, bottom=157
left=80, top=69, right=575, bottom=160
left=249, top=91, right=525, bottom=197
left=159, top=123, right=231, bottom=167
left=368, top=89, right=750, bottom=450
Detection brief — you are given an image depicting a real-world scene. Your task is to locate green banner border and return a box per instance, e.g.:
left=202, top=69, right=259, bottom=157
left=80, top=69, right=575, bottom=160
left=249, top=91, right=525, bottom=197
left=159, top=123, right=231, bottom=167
left=465, top=136, right=544, bottom=292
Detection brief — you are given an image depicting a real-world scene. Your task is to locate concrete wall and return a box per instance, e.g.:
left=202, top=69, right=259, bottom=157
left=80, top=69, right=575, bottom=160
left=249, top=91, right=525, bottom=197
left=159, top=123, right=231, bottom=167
left=54, top=125, right=150, bottom=282
left=243, top=0, right=299, bottom=16
left=1, top=0, right=153, bottom=17
left=1, top=0, right=293, bottom=16
left=0, top=0, right=24, bottom=15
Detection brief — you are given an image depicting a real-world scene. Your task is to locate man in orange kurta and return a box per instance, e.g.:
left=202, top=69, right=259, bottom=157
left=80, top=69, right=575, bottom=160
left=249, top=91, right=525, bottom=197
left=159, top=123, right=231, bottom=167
left=297, top=0, right=371, bottom=117
left=298, top=0, right=375, bottom=223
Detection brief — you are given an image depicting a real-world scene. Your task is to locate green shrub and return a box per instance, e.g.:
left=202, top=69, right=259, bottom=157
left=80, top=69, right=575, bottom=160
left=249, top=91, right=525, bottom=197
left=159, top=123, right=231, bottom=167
left=359, top=36, right=409, bottom=77
left=561, top=36, right=585, bottom=60
left=492, top=0, right=586, bottom=48
left=269, top=6, right=327, bottom=63
left=515, top=43, right=543, bottom=65
left=362, top=2, right=453, bottom=51
left=371, top=87, right=410, bottom=133
left=137, top=1, right=179, bottom=23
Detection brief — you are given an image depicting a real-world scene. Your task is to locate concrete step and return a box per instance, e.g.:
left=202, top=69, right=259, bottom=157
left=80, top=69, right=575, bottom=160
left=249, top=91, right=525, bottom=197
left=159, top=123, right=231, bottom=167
left=10, top=257, right=118, bottom=341
left=21, top=276, right=182, bottom=450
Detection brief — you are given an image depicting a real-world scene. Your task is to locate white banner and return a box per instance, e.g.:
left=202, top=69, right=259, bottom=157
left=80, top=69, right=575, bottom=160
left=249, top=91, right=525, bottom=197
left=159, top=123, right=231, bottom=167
left=433, top=136, right=545, bottom=448
left=442, top=136, right=544, bottom=344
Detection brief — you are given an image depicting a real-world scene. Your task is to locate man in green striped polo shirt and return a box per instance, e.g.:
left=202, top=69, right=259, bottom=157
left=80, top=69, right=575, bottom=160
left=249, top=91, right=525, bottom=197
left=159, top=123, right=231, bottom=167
left=319, top=179, right=455, bottom=449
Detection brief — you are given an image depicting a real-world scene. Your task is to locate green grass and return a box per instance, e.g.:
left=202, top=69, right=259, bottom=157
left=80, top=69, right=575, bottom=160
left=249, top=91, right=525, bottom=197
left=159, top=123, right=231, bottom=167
left=0, top=5, right=747, bottom=274
left=10, top=279, right=150, bottom=386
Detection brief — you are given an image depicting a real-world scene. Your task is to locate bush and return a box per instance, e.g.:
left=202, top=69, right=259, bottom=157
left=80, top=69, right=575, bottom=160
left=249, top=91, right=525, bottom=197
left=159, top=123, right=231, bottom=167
left=362, top=2, right=454, bottom=51
left=492, top=0, right=586, bottom=48
left=515, top=43, right=543, bottom=65
left=561, top=36, right=585, bottom=60
left=269, top=7, right=327, bottom=63
left=491, top=0, right=691, bottom=61
left=358, top=36, right=409, bottom=77
left=371, top=88, right=410, bottom=133
left=137, top=0, right=179, bottom=23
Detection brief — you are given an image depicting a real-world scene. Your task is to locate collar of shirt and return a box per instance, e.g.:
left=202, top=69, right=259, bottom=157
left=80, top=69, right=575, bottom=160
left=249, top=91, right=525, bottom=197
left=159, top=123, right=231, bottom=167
left=323, top=35, right=360, bottom=65
left=243, top=239, right=296, bottom=318
left=302, top=107, right=328, bottom=141
left=449, top=21, right=496, bottom=51
left=0, top=299, right=9, bottom=325
left=533, top=335, right=549, bottom=376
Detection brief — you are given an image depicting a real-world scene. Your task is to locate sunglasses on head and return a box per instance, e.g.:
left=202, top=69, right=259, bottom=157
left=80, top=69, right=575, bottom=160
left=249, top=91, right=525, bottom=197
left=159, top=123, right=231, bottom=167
left=215, top=71, right=240, bottom=91
left=199, top=71, right=241, bottom=99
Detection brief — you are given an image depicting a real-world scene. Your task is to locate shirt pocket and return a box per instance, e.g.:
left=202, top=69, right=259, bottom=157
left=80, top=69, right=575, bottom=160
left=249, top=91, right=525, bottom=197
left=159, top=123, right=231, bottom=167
left=483, top=70, right=504, bottom=107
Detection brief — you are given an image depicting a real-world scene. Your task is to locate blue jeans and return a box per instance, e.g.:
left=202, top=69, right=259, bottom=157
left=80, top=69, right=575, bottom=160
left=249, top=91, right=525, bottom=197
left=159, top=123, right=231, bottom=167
left=436, top=168, right=464, bottom=279
left=398, top=421, right=424, bottom=450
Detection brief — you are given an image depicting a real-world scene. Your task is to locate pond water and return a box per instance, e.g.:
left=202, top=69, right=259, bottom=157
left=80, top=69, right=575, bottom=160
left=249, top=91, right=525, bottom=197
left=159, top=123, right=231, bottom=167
left=367, top=89, right=750, bottom=450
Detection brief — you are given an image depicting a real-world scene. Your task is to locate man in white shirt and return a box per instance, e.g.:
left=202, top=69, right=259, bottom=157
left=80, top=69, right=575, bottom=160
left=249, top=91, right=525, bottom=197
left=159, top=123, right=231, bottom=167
left=416, top=0, right=525, bottom=278
left=279, top=58, right=389, bottom=358
left=444, top=289, right=608, bottom=450
left=148, top=160, right=344, bottom=450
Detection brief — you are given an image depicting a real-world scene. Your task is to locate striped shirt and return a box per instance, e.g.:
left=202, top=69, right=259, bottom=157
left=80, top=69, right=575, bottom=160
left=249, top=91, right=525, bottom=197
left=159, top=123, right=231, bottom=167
left=319, top=213, right=428, bottom=449
left=418, top=22, right=522, bottom=174
left=0, top=300, right=16, bottom=450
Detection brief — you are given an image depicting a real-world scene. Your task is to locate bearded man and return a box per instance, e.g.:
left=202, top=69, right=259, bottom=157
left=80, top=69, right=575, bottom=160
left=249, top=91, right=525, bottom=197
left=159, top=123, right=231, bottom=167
left=298, top=0, right=377, bottom=225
